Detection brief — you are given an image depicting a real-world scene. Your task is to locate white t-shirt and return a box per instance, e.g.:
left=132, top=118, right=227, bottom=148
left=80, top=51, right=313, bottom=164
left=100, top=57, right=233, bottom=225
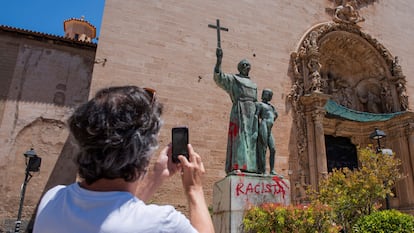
left=33, top=183, right=197, bottom=233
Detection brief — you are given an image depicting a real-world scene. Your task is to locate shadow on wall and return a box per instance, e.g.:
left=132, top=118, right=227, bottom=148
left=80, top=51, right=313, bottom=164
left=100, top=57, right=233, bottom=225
left=0, top=118, right=79, bottom=232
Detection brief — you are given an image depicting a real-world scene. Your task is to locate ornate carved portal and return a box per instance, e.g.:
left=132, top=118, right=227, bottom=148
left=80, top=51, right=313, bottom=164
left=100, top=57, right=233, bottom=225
left=288, top=22, right=414, bottom=211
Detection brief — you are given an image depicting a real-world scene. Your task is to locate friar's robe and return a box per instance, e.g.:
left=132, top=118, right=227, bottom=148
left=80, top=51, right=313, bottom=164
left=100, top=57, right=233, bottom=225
left=214, top=71, right=258, bottom=174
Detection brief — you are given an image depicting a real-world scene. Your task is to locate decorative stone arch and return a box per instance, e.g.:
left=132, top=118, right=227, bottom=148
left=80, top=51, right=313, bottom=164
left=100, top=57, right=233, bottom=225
left=290, top=22, right=408, bottom=112
left=287, top=22, right=414, bottom=211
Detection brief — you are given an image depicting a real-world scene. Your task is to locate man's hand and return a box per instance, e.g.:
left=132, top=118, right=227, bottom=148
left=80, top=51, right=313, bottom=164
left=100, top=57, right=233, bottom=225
left=177, top=144, right=214, bottom=233
left=178, top=144, right=205, bottom=193
left=153, top=145, right=179, bottom=182
left=136, top=145, right=179, bottom=202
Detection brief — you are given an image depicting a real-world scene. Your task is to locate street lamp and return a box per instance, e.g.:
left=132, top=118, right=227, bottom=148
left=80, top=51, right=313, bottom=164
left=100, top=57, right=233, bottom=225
left=14, top=148, right=41, bottom=233
left=369, top=128, right=386, bottom=153
left=369, top=128, right=391, bottom=209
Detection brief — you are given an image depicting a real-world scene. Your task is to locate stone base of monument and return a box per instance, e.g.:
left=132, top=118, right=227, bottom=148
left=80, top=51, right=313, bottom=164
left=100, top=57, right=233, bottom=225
left=212, top=173, right=290, bottom=233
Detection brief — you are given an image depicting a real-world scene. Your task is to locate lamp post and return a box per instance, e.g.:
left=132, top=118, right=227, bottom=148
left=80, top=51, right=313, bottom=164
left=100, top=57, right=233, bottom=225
left=14, top=148, right=41, bottom=233
left=369, top=128, right=390, bottom=209
left=369, top=128, right=386, bottom=153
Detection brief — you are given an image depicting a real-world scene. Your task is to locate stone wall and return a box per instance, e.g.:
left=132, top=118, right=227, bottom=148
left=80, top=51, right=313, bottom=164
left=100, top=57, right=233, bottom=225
left=0, top=28, right=96, bottom=232
left=90, top=0, right=414, bottom=211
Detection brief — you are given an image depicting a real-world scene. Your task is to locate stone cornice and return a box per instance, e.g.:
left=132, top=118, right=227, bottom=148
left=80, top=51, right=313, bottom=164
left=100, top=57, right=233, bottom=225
left=0, top=25, right=97, bottom=50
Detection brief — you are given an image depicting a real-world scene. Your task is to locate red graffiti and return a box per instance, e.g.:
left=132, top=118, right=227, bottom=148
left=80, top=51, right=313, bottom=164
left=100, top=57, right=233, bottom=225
left=235, top=181, right=283, bottom=196
left=228, top=122, right=238, bottom=137
left=271, top=176, right=289, bottom=198
left=235, top=176, right=289, bottom=198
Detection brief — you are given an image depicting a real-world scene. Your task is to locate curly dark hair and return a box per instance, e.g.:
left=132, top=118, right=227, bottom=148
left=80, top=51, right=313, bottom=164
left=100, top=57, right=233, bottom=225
left=68, top=86, right=163, bottom=184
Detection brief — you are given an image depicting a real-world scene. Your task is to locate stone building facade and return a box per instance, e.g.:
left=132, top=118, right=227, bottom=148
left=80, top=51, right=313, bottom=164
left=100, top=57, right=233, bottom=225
left=2, top=0, right=414, bottom=231
left=0, top=25, right=96, bottom=231
left=91, top=0, right=414, bottom=213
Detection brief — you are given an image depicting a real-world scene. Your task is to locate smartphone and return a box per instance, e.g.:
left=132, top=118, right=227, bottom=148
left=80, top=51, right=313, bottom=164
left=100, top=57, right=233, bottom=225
left=172, top=126, right=189, bottom=163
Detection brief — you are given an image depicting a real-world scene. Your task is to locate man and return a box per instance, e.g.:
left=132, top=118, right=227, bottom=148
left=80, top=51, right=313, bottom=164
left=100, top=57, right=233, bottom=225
left=214, top=47, right=258, bottom=174
left=33, top=86, right=214, bottom=233
left=256, top=88, right=278, bottom=174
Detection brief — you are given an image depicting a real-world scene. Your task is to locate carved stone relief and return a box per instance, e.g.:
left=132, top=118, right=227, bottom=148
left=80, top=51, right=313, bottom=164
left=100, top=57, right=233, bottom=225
left=288, top=21, right=409, bottom=198
left=392, top=57, right=409, bottom=110
left=331, top=0, right=379, bottom=8
left=326, top=0, right=379, bottom=24
left=289, top=23, right=408, bottom=114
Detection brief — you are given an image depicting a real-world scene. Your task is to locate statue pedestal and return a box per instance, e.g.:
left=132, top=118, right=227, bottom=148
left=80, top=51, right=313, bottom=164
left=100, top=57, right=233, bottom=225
left=212, top=173, right=291, bottom=233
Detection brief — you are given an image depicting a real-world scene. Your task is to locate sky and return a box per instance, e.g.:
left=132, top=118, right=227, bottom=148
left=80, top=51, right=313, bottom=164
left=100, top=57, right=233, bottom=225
left=0, top=0, right=105, bottom=42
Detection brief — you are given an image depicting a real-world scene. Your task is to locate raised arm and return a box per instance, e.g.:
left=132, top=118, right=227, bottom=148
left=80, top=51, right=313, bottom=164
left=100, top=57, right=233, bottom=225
left=178, top=144, right=215, bottom=233
left=215, top=47, right=223, bottom=73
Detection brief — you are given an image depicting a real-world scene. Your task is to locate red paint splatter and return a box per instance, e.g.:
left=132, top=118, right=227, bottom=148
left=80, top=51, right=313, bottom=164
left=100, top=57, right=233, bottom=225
left=228, top=122, right=238, bottom=137
left=272, top=176, right=289, bottom=198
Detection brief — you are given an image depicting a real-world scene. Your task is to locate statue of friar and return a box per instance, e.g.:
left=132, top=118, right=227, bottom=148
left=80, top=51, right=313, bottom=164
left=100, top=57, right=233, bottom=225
left=214, top=47, right=258, bottom=174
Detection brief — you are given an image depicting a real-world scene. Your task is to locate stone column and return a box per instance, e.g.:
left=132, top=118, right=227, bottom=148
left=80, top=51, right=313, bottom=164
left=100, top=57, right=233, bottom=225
left=402, top=123, right=414, bottom=205
left=312, top=107, right=328, bottom=179
left=305, top=112, right=317, bottom=189
left=406, top=123, right=414, bottom=179
left=300, top=93, right=330, bottom=188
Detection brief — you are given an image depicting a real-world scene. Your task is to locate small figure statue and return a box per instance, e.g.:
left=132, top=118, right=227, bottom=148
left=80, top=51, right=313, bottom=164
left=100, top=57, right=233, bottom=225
left=309, top=71, right=323, bottom=93
left=396, top=82, right=409, bottom=111
left=214, top=47, right=258, bottom=174
left=381, top=84, right=393, bottom=113
left=334, top=0, right=365, bottom=24
left=256, top=89, right=278, bottom=174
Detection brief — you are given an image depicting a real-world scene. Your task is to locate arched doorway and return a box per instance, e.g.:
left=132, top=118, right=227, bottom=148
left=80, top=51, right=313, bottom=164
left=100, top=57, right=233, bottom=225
left=287, top=20, right=414, bottom=212
left=325, top=135, right=358, bottom=172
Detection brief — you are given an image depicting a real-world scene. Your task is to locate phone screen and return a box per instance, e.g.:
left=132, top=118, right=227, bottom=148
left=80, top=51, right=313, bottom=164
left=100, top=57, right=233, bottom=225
left=172, top=127, right=189, bottom=163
